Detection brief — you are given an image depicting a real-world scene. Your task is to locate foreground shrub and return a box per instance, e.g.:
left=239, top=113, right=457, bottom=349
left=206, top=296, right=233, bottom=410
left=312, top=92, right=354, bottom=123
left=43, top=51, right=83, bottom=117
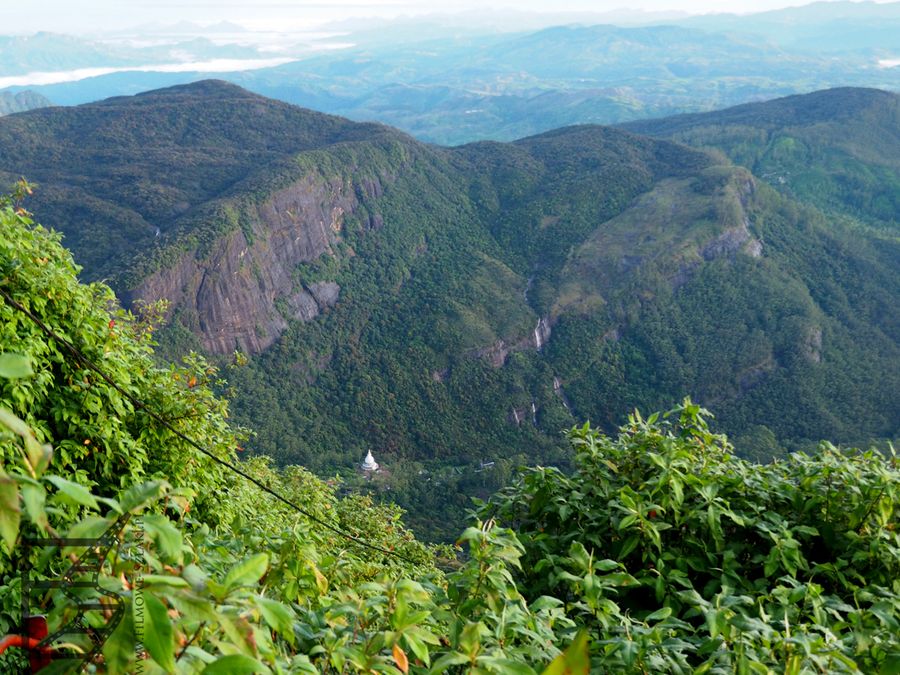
left=487, top=402, right=900, bottom=672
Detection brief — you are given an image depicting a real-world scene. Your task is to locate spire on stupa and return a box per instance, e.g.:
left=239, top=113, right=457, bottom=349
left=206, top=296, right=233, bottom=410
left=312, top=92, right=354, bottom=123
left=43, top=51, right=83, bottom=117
left=361, top=450, right=379, bottom=472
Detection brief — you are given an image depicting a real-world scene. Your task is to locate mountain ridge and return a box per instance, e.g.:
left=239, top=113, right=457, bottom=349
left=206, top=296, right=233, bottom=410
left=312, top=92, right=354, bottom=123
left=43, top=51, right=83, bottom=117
left=620, top=86, right=900, bottom=226
left=0, top=81, right=896, bottom=538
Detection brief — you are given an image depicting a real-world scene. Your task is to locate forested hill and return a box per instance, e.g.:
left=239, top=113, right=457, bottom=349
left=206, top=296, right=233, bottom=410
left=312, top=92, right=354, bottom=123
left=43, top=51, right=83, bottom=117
left=0, top=81, right=897, bottom=539
left=0, top=80, right=397, bottom=281
left=621, top=87, right=900, bottom=227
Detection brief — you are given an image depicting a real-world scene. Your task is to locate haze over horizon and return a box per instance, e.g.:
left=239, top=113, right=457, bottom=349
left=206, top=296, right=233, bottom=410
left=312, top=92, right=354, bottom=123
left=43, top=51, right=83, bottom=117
left=4, top=0, right=899, bottom=34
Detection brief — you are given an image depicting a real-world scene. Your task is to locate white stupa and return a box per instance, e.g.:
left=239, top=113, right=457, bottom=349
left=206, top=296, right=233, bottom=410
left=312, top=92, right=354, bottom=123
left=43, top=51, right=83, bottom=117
left=361, top=450, right=379, bottom=472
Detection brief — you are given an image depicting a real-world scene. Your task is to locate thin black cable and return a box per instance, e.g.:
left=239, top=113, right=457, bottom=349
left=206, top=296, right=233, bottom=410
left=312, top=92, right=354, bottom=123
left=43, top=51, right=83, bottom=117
left=0, top=286, right=423, bottom=565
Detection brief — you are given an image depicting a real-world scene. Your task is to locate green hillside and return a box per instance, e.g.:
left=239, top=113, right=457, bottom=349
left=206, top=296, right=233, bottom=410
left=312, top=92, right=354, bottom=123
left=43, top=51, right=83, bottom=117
left=622, top=87, right=900, bottom=228
left=0, top=82, right=897, bottom=540
left=0, top=80, right=394, bottom=279
left=0, top=210, right=900, bottom=675
left=2, top=210, right=899, bottom=671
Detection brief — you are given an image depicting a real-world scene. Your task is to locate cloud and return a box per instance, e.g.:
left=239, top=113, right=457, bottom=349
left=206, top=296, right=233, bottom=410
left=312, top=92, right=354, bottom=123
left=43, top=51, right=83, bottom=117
left=0, top=58, right=298, bottom=88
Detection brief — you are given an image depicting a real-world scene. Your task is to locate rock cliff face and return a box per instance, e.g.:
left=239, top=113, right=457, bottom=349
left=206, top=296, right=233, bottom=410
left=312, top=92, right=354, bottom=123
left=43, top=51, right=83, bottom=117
left=128, top=172, right=386, bottom=354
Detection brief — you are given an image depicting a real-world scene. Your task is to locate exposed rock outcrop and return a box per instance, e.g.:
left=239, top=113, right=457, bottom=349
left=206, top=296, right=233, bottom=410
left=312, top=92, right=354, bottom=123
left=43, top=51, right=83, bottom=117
left=476, top=340, right=512, bottom=368
left=127, top=172, right=387, bottom=354
left=701, top=218, right=762, bottom=261
left=802, top=326, right=823, bottom=364
left=288, top=282, right=340, bottom=322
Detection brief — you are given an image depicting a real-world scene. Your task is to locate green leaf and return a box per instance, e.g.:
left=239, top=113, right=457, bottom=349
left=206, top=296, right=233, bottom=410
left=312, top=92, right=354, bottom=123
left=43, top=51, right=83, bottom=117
left=46, top=475, right=99, bottom=510
left=202, top=654, right=269, bottom=674
left=0, top=405, right=51, bottom=477
left=0, top=406, right=30, bottom=436
left=223, top=553, right=269, bottom=593
left=143, top=591, right=176, bottom=672
left=63, top=515, right=113, bottom=555
left=0, top=473, right=21, bottom=552
left=143, top=513, right=183, bottom=562
left=618, top=535, right=640, bottom=559
left=430, top=652, right=470, bottom=674
left=880, top=653, right=900, bottom=675
left=0, top=353, right=33, bottom=378
left=257, top=597, right=295, bottom=646
left=646, top=606, right=673, bottom=622
left=26, top=440, right=52, bottom=477
left=477, top=656, right=537, bottom=674
left=600, top=572, right=638, bottom=587
left=118, top=480, right=168, bottom=513
left=403, top=629, right=432, bottom=666
left=542, top=631, right=590, bottom=675
left=21, top=482, right=48, bottom=530
left=104, top=599, right=135, bottom=675
left=140, top=574, right=190, bottom=588
left=458, top=621, right=487, bottom=656
left=183, top=563, right=209, bottom=591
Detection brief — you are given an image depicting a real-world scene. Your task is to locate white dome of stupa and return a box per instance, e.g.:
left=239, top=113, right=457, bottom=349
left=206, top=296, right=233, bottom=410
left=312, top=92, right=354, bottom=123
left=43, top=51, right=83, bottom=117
left=362, top=450, right=379, bottom=472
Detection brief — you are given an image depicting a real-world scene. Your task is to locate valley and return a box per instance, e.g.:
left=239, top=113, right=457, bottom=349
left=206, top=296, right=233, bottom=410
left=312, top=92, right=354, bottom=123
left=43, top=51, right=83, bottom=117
left=0, top=81, right=896, bottom=540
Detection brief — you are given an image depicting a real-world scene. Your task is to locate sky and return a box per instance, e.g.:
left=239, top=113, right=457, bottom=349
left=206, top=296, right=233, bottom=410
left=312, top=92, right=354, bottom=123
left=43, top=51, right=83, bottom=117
left=3, top=0, right=896, bottom=34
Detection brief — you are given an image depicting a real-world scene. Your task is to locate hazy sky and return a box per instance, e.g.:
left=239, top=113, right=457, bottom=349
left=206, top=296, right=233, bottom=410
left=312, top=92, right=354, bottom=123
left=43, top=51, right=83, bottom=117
left=4, top=0, right=895, bottom=34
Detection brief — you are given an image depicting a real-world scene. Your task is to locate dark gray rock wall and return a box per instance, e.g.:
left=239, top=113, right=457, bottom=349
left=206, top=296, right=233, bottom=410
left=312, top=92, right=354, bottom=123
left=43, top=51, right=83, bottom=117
left=129, top=172, right=384, bottom=354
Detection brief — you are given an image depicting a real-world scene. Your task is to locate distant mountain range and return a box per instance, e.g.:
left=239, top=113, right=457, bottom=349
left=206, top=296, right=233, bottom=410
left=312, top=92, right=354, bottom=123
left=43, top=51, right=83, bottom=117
left=0, top=31, right=265, bottom=78
left=679, top=0, right=900, bottom=52
left=0, top=81, right=896, bottom=538
left=2, top=3, right=899, bottom=145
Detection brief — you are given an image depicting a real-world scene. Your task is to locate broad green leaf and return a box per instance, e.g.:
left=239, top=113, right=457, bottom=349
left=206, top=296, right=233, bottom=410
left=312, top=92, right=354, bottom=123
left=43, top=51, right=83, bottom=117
left=183, top=563, right=209, bottom=591
left=257, top=597, right=295, bottom=646
left=542, top=631, right=590, bottom=675
left=223, top=553, right=269, bottom=593
left=46, top=475, right=99, bottom=510
left=595, top=559, right=620, bottom=572
left=104, top=599, right=135, bottom=675
left=202, top=654, right=269, bottom=674
left=0, top=473, right=21, bottom=552
left=64, top=515, right=113, bottom=541
left=143, top=513, right=183, bottom=562
left=618, top=535, right=640, bottom=559
left=403, top=629, right=432, bottom=666
left=0, top=353, right=33, bottom=378
left=430, top=652, right=470, bottom=674
left=0, top=405, right=51, bottom=477
left=879, top=653, right=900, bottom=675
left=26, top=440, right=52, bottom=477
left=646, top=606, right=673, bottom=622
left=600, top=572, right=638, bottom=587
left=478, top=656, right=537, bottom=674
left=458, top=621, right=488, bottom=656
left=289, top=654, right=318, bottom=674
left=0, top=406, right=30, bottom=436
left=60, top=515, right=117, bottom=557
left=119, top=480, right=168, bottom=513
left=143, top=591, right=176, bottom=672
left=21, top=482, right=48, bottom=530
